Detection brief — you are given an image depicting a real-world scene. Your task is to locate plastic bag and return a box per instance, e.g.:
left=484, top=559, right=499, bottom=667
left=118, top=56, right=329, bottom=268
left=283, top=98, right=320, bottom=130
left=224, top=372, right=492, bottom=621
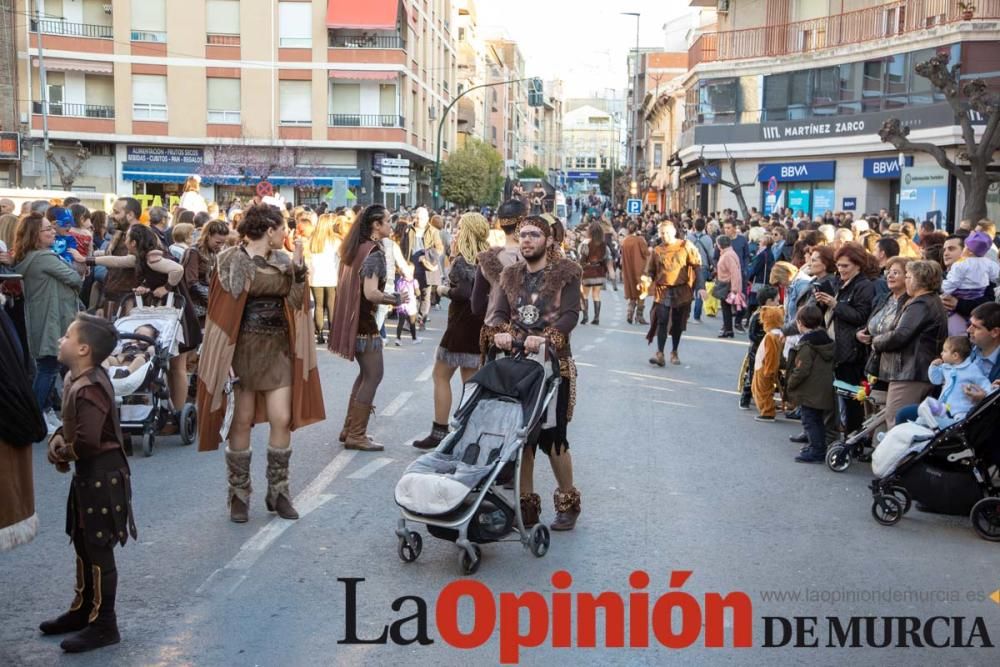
left=703, top=281, right=720, bottom=317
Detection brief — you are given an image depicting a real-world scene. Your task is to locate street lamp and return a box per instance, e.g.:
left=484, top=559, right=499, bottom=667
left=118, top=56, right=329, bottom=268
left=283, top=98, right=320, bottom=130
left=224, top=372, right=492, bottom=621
left=621, top=11, right=640, bottom=192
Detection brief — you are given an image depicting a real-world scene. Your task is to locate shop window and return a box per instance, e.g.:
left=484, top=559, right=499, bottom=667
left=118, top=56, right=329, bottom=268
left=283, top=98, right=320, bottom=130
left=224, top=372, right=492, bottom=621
left=279, top=80, right=311, bottom=125
left=207, top=77, right=241, bottom=124
left=279, top=1, right=312, bottom=47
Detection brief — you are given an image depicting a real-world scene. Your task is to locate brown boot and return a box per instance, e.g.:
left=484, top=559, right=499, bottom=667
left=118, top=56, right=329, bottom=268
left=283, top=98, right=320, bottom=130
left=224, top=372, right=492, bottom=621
left=636, top=302, right=648, bottom=325
left=225, top=447, right=251, bottom=523
left=670, top=351, right=681, bottom=365
left=550, top=487, right=581, bottom=531
left=648, top=351, right=665, bottom=367
left=265, top=447, right=299, bottom=520
left=344, top=401, right=384, bottom=451
left=520, top=493, right=541, bottom=528
left=626, top=300, right=635, bottom=324
left=340, top=399, right=374, bottom=444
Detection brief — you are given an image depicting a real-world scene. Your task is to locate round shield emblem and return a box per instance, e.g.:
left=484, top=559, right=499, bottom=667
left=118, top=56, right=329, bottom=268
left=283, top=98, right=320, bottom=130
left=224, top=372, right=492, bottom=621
left=518, top=304, right=541, bottom=326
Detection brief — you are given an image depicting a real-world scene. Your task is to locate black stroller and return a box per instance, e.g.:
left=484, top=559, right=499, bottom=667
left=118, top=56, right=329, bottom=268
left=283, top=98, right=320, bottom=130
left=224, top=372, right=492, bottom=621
left=394, top=344, right=561, bottom=574
left=869, top=391, right=1000, bottom=541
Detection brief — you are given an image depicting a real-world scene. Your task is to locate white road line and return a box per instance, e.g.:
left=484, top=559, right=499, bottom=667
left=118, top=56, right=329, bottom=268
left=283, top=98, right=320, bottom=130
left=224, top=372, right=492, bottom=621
left=576, top=361, right=596, bottom=367
left=347, top=457, right=396, bottom=479
left=380, top=391, right=414, bottom=417
left=703, top=387, right=742, bottom=396
left=581, top=344, right=595, bottom=352
left=415, top=363, right=434, bottom=382
left=594, top=337, right=606, bottom=343
left=652, top=399, right=696, bottom=408
left=639, top=384, right=675, bottom=393
left=603, top=327, right=749, bottom=346
left=609, top=369, right=695, bottom=385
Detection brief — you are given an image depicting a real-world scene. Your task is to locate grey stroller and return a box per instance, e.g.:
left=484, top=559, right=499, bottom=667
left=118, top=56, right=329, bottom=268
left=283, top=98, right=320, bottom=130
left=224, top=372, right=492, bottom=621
left=394, top=344, right=560, bottom=574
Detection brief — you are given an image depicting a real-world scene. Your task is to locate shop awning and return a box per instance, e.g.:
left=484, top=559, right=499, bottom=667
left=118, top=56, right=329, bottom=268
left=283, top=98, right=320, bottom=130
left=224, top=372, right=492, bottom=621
left=32, top=57, right=113, bottom=75
left=326, top=0, right=399, bottom=30
left=328, top=69, right=398, bottom=81
left=122, top=162, right=361, bottom=187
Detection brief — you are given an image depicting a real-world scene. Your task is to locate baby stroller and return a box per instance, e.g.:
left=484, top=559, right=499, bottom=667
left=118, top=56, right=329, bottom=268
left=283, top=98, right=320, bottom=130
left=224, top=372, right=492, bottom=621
left=111, top=294, right=197, bottom=456
left=394, top=343, right=560, bottom=574
left=826, top=379, right=887, bottom=472
left=869, top=392, right=1000, bottom=541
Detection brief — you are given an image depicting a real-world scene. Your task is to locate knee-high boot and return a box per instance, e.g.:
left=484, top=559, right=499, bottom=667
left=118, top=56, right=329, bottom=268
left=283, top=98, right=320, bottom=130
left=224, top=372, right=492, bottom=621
left=580, top=298, right=589, bottom=324
left=225, top=447, right=251, bottom=523
left=626, top=300, right=635, bottom=324
left=60, top=564, right=120, bottom=653
left=345, top=400, right=384, bottom=451
left=636, top=301, right=648, bottom=325
left=592, top=301, right=601, bottom=325
left=265, top=447, right=299, bottom=520
left=39, top=556, right=93, bottom=635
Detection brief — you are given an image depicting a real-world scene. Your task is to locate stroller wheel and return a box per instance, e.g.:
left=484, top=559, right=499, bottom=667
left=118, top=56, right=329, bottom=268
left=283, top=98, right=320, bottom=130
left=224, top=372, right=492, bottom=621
left=140, top=431, right=155, bottom=458
left=179, top=404, right=197, bottom=446
left=459, top=545, right=482, bottom=575
left=529, top=524, right=550, bottom=558
left=825, top=444, right=850, bottom=473
left=871, top=494, right=903, bottom=526
left=889, top=485, right=912, bottom=515
left=970, top=498, right=1000, bottom=542
left=398, top=531, right=423, bottom=563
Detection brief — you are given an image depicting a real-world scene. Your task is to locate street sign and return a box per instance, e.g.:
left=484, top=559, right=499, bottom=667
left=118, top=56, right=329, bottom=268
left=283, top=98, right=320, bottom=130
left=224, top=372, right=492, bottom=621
left=0, top=132, right=21, bottom=160
left=382, top=157, right=410, bottom=167
left=381, top=166, right=409, bottom=177
left=626, top=198, right=641, bottom=215
left=767, top=175, right=778, bottom=195
left=382, top=184, right=410, bottom=193
left=381, top=175, right=410, bottom=186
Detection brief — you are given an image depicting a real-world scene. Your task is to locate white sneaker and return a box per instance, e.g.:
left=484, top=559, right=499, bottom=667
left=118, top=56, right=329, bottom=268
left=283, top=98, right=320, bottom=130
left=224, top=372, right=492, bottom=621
left=412, top=338, right=422, bottom=345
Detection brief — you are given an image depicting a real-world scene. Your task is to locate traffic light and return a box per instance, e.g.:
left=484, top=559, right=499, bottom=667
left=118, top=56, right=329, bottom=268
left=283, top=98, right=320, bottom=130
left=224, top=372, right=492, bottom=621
left=527, top=78, right=544, bottom=107
left=630, top=180, right=638, bottom=195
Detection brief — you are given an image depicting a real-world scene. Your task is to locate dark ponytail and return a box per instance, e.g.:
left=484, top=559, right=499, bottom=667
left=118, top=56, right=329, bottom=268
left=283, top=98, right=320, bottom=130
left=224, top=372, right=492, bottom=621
left=340, top=204, right=387, bottom=265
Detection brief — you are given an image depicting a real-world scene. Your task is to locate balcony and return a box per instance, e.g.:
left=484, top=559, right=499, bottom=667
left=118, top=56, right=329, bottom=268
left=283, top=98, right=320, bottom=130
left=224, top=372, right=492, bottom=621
left=207, top=34, right=241, bottom=46
left=688, top=0, right=1000, bottom=68
left=32, top=101, right=114, bottom=118
left=328, top=114, right=404, bottom=128
left=30, top=18, right=112, bottom=39
left=328, top=33, right=406, bottom=50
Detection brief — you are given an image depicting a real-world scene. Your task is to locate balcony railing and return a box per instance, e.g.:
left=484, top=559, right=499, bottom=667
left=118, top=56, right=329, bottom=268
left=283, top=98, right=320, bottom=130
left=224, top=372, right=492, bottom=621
left=131, top=30, right=167, bottom=43
left=32, top=101, right=115, bottom=118
left=328, top=33, right=406, bottom=50
left=328, top=114, right=404, bottom=128
left=688, top=0, right=1000, bottom=68
left=207, top=33, right=240, bottom=46
left=30, top=18, right=112, bottom=39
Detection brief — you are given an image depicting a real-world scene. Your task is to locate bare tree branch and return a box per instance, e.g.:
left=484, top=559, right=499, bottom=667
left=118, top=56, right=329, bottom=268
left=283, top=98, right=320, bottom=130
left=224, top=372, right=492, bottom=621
left=879, top=119, right=969, bottom=186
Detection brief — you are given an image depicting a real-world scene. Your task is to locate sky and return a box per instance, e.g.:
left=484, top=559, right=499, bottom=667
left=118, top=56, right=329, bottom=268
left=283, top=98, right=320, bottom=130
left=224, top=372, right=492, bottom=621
left=475, top=0, right=699, bottom=99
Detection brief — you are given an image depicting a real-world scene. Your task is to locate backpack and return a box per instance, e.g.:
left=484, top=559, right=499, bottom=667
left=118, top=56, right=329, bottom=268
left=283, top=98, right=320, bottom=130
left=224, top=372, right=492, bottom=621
left=691, top=232, right=714, bottom=271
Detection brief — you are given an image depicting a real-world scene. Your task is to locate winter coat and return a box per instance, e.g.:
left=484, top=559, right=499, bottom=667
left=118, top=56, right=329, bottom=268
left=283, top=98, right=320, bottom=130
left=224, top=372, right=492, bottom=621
left=14, top=249, right=82, bottom=359
left=871, top=293, right=948, bottom=383
left=829, top=274, right=875, bottom=369
left=929, top=356, right=995, bottom=419
left=715, top=247, right=742, bottom=296
left=786, top=329, right=836, bottom=411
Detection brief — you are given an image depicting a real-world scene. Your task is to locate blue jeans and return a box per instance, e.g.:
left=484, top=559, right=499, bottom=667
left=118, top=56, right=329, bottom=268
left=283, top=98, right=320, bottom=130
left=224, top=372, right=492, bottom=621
left=692, top=267, right=709, bottom=320
left=33, top=355, right=61, bottom=414
left=800, top=406, right=827, bottom=454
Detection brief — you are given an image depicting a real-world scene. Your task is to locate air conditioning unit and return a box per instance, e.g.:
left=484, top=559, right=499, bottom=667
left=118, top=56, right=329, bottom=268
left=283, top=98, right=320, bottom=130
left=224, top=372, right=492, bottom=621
left=717, top=0, right=730, bottom=13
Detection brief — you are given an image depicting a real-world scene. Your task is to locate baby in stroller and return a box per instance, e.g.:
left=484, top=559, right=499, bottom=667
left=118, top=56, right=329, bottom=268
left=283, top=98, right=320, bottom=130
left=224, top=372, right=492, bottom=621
left=102, top=324, right=158, bottom=379
left=928, top=335, right=994, bottom=427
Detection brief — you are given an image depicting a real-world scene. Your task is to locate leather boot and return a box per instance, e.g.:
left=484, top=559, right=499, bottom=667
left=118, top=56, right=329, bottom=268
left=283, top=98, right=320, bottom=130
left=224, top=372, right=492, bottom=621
left=60, top=565, right=120, bottom=653
left=626, top=300, right=635, bottom=324
left=648, top=351, right=665, bottom=367
left=592, top=301, right=601, bottom=325
left=412, top=422, right=448, bottom=450
left=580, top=298, right=589, bottom=324
left=340, top=394, right=374, bottom=445
left=520, top=493, right=541, bottom=528
left=344, top=401, right=384, bottom=451
left=550, top=487, right=581, bottom=531
left=636, top=302, right=648, bottom=325
left=265, top=447, right=299, bottom=520
left=40, top=557, right=93, bottom=635
left=225, top=447, right=251, bottom=523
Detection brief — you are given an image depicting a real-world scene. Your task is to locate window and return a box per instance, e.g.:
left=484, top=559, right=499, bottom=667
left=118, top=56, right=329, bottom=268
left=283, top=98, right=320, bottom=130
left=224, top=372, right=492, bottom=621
left=837, top=62, right=862, bottom=114
left=653, top=143, right=663, bottom=169
left=575, top=157, right=586, bottom=169
left=133, top=74, right=167, bottom=120
left=279, top=80, right=311, bottom=124
left=787, top=70, right=810, bottom=119
left=763, top=73, right=789, bottom=121
left=565, top=157, right=573, bottom=168
left=207, top=78, right=241, bottom=124
left=586, top=157, right=597, bottom=169
left=379, top=84, right=397, bottom=118
left=206, top=0, right=240, bottom=35
left=279, top=2, right=312, bottom=47
left=811, top=67, right=839, bottom=116
left=330, top=83, right=360, bottom=115
left=698, top=78, right=738, bottom=124
left=862, top=59, right=884, bottom=112
left=44, top=72, right=64, bottom=115
left=131, top=0, right=166, bottom=42
left=884, top=53, right=907, bottom=109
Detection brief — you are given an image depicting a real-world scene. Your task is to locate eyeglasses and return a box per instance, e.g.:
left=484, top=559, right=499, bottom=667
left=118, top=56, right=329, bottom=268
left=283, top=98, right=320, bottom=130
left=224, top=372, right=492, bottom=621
left=519, top=230, right=543, bottom=239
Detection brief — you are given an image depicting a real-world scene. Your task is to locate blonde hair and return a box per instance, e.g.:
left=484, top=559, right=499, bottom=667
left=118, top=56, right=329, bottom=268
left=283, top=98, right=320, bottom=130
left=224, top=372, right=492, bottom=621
left=311, top=213, right=339, bottom=254
left=183, top=176, right=200, bottom=193
left=455, top=212, right=491, bottom=264
left=171, top=223, right=194, bottom=244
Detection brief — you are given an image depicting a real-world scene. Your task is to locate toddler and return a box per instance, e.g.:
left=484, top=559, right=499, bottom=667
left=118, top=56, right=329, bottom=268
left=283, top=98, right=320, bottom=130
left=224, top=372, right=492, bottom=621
left=394, top=264, right=421, bottom=345
left=942, top=231, right=1000, bottom=334
left=102, top=325, right=158, bottom=379
left=785, top=305, right=836, bottom=463
left=928, top=335, right=994, bottom=425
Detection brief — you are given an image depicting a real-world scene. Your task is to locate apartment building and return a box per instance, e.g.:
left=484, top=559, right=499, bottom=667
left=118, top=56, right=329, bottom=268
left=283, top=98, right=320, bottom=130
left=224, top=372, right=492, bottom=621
left=679, top=0, right=1000, bottom=225
left=537, top=79, right=564, bottom=182
left=16, top=0, right=457, bottom=207
left=562, top=104, right=617, bottom=195
left=454, top=0, right=485, bottom=148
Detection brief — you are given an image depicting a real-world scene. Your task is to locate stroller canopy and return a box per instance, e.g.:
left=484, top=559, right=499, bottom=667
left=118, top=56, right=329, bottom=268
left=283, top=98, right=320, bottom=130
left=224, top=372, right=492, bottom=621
left=464, top=357, right=546, bottom=424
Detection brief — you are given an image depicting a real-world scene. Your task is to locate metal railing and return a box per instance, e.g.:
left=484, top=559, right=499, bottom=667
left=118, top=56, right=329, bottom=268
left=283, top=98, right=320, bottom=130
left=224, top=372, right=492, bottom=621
left=131, top=30, right=167, bottom=43
left=328, top=33, right=406, bottom=49
left=32, top=101, right=115, bottom=118
left=206, top=33, right=240, bottom=46
left=30, top=18, right=112, bottom=39
left=328, top=114, right=404, bottom=128
left=688, top=0, right=1000, bottom=68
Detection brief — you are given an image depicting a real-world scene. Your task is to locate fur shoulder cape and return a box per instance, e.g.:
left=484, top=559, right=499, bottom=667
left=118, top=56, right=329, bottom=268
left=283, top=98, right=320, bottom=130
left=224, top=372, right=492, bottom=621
left=498, top=257, right=581, bottom=313
left=477, top=247, right=506, bottom=284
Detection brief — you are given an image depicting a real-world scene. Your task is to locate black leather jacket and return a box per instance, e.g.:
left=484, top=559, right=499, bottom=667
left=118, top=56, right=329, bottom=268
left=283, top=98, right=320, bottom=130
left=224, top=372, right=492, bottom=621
left=831, top=274, right=875, bottom=368
left=871, top=293, right=948, bottom=383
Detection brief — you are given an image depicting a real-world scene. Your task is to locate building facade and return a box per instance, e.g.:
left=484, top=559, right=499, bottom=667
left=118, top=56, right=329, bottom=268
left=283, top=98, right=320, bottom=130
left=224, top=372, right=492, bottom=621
left=562, top=104, right=617, bottom=195
left=677, top=0, right=1000, bottom=226
left=15, top=0, right=458, bottom=207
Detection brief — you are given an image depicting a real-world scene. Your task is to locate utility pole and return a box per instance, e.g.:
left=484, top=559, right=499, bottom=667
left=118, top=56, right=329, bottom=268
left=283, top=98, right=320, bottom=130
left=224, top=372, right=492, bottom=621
left=34, top=0, right=51, bottom=188
left=621, top=12, right=640, bottom=191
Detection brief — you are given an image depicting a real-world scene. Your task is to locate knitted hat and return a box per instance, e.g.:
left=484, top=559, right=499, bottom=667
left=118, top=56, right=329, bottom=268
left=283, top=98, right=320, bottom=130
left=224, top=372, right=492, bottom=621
left=965, top=231, right=992, bottom=257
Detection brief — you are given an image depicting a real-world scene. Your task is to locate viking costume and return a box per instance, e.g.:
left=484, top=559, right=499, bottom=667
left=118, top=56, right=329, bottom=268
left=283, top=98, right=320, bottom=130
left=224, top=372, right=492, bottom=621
left=471, top=201, right=525, bottom=357
left=196, top=245, right=324, bottom=520
left=644, top=237, right=704, bottom=365
left=41, top=366, right=136, bottom=652
left=493, top=218, right=582, bottom=531
left=620, top=232, right=651, bottom=324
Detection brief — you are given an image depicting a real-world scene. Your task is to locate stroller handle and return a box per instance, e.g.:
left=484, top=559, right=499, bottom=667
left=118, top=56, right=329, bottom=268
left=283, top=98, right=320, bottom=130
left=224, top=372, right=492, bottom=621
left=486, top=340, right=561, bottom=377
left=118, top=332, right=158, bottom=347
left=114, top=291, right=186, bottom=320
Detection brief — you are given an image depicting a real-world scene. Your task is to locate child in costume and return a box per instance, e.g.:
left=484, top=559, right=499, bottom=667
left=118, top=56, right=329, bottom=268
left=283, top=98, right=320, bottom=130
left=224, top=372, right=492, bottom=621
left=42, top=314, right=136, bottom=653
left=394, top=263, right=421, bottom=345
left=751, top=302, right=786, bottom=422
left=739, top=286, right=778, bottom=409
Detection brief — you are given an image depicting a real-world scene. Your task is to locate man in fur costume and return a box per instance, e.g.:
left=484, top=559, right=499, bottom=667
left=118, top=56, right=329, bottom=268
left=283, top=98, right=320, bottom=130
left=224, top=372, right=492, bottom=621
left=751, top=304, right=786, bottom=421
left=471, top=199, right=525, bottom=357
left=620, top=222, right=650, bottom=324
left=493, top=215, right=583, bottom=531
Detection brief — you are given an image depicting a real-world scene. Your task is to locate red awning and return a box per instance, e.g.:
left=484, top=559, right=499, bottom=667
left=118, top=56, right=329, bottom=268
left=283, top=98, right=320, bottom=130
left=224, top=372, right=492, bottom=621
left=326, top=0, right=399, bottom=30
left=329, top=70, right=398, bottom=81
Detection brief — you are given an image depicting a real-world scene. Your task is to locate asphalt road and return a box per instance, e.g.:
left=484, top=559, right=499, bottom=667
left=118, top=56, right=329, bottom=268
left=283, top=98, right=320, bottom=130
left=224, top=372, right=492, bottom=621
left=2, top=288, right=998, bottom=666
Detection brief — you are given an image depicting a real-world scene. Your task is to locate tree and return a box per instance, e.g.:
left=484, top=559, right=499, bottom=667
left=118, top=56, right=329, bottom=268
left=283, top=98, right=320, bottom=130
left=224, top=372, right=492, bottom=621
left=518, top=165, right=546, bottom=179
left=46, top=141, right=91, bottom=191
left=879, top=51, right=1000, bottom=222
left=441, top=138, right=504, bottom=207
left=598, top=167, right=623, bottom=198
left=697, top=145, right=758, bottom=221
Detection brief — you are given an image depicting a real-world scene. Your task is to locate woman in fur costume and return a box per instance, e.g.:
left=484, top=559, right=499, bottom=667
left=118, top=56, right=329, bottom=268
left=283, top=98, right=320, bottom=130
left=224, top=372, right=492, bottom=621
left=196, top=204, right=325, bottom=523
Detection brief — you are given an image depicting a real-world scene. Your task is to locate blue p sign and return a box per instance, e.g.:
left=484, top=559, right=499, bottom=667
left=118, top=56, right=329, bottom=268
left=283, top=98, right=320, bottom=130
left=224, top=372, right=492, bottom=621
left=626, top=198, right=641, bottom=215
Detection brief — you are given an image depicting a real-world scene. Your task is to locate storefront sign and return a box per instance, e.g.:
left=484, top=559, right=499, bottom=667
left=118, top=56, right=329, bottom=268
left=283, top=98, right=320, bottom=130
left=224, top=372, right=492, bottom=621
left=0, top=132, right=20, bottom=160
left=757, top=161, right=836, bottom=183
left=863, top=156, right=913, bottom=179
left=700, top=165, right=721, bottom=184
left=126, top=146, right=204, bottom=165
left=900, top=165, right=949, bottom=228
left=842, top=197, right=857, bottom=211
left=567, top=171, right=600, bottom=180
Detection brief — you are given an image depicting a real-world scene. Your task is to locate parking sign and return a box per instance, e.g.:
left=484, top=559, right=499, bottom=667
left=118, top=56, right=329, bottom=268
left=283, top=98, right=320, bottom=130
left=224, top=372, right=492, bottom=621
left=626, top=198, right=641, bottom=215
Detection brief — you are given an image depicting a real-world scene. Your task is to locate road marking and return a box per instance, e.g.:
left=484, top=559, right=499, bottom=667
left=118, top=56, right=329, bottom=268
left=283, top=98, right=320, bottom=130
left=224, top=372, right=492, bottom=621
left=639, top=384, right=675, bottom=393
left=703, top=387, right=742, bottom=396
left=582, top=344, right=594, bottom=352
left=347, top=457, right=396, bottom=479
left=653, top=399, right=696, bottom=408
left=604, top=327, right=749, bottom=346
left=610, top=369, right=695, bottom=385
left=415, top=363, right=434, bottom=382
left=381, top=391, right=414, bottom=417
left=594, top=337, right=606, bottom=343
left=576, top=361, right=596, bottom=367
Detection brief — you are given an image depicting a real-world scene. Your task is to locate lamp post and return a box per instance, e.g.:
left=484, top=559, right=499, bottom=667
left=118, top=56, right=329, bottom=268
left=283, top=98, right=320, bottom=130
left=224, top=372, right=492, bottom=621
left=621, top=11, right=640, bottom=194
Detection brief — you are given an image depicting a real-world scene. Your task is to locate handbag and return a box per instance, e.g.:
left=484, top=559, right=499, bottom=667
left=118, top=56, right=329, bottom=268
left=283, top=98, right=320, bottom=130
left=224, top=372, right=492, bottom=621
left=711, top=280, right=731, bottom=300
